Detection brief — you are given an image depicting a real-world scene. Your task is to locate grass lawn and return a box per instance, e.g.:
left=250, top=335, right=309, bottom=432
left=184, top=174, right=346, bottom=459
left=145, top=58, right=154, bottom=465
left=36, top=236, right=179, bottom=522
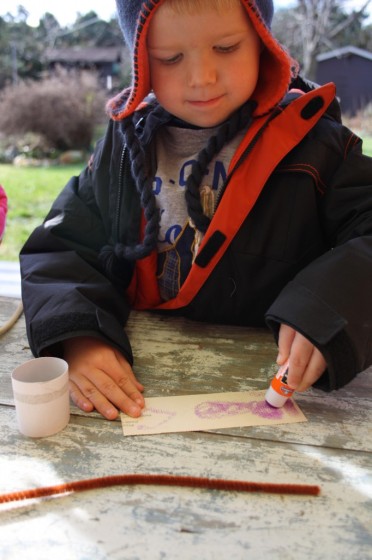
left=0, top=163, right=84, bottom=261
left=362, top=136, right=372, bottom=156
left=1, top=135, right=372, bottom=262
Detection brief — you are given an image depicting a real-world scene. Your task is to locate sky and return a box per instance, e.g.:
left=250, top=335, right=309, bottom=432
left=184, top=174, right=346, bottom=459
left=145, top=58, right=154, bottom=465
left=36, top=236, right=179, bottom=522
left=0, top=0, right=370, bottom=27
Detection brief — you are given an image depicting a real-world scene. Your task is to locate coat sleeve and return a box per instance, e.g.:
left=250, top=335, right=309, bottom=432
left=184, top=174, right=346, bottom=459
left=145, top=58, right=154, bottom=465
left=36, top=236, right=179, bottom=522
left=265, top=132, right=372, bottom=390
left=20, top=130, right=135, bottom=364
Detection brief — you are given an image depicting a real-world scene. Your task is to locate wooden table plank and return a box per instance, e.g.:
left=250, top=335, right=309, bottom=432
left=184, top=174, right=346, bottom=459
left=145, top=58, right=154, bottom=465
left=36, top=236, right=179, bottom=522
left=1, top=297, right=371, bottom=453
left=0, top=406, right=371, bottom=560
left=1, top=295, right=371, bottom=559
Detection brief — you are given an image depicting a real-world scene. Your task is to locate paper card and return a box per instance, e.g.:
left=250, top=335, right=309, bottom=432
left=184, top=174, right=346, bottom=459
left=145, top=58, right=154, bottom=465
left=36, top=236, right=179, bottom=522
left=121, top=390, right=307, bottom=436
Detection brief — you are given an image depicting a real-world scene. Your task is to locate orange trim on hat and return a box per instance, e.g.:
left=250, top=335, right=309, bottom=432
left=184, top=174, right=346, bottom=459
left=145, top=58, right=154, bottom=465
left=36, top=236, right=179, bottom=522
left=107, top=0, right=166, bottom=120
left=242, top=0, right=296, bottom=115
left=107, top=0, right=295, bottom=121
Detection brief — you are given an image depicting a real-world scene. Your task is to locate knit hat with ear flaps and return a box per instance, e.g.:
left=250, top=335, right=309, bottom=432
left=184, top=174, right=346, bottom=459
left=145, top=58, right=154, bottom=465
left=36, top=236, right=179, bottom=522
left=107, top=0, right=295, bottom=120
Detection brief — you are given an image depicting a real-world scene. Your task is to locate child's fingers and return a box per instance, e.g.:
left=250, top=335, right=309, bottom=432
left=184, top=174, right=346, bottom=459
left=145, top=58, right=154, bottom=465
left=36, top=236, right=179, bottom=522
left=105, top=352, right=146, bottom=408
left=285, top=332, right=326, bottom=390
left=69, top=371, right=119, bottom=420
left=64, top=337, right=146, bottom=419
left=285, top=333, right=314, bottom=388
left=69, top=379, right=95, bottom=413
left=69, top=368, right=144, bottom=420
left=114, top=352, right=145, bottom=393
left=277, top=324, right=296, bottom=364
left=294, top=348, right=326, bottom=392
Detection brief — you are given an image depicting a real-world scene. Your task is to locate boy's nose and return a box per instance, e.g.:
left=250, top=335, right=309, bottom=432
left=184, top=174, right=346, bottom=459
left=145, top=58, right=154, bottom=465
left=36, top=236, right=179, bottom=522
left=187, top=56, right=217, bottom=87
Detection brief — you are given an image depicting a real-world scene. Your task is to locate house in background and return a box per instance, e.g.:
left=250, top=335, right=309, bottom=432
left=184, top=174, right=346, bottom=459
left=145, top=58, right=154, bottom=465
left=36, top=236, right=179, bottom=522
left=44, top=46, right=128, bottom=90
left=316, top=46, right=372, bottom=115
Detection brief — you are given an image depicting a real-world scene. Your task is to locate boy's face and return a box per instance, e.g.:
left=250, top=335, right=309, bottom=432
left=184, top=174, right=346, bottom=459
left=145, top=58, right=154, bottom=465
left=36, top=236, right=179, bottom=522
left=147, top=1, right=261, bottom=127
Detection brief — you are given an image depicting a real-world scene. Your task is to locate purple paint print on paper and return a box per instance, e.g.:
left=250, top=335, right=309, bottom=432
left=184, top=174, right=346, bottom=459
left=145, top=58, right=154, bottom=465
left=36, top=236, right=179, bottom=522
left=194, top=400, right=284, bottom=420
left=248, top=400, right=284, bottom=419
left=136, top=406, right=177, bottom=431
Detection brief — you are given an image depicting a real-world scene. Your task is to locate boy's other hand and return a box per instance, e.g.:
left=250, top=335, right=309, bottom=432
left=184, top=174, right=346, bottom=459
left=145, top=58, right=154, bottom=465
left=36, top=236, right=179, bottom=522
left=63, top=336, right=145, bottom=420
left=277, top=324, right=327, bottom=391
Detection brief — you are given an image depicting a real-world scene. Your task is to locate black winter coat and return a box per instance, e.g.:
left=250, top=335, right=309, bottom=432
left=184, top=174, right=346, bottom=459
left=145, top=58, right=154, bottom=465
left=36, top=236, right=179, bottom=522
left=20, top=83, right=372, bottom=392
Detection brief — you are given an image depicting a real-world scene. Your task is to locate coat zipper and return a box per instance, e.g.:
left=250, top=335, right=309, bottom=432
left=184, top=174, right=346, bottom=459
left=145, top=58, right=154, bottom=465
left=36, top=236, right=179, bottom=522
left=115, top=145, right=128, bottom=242
left=115, top=117, right=146, bottom=243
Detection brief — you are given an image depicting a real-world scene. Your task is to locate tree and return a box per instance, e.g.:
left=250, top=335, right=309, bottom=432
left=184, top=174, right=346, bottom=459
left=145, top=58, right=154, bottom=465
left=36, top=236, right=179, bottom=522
left=50, top=11, right=122, bottom=49
left=0, top=8, right=45, bottom=88
left=359, top=23, right=372, bottom=51
left=37, top=12, right=63, bottom=47
left=0, top=7, right=124, bottom=86
left=272, top=0, right=372, bottom=78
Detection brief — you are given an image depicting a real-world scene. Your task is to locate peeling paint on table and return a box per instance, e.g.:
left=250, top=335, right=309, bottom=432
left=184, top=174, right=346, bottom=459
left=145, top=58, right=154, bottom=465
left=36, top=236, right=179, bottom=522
left=0, top=297, right=371, bottom=560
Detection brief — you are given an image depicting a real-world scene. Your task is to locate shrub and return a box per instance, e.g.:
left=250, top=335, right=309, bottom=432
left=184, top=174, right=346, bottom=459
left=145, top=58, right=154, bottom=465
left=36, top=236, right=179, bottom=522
left=0, top=131, right=60, bottom=163
left=0, top=69, right=108, bottom=152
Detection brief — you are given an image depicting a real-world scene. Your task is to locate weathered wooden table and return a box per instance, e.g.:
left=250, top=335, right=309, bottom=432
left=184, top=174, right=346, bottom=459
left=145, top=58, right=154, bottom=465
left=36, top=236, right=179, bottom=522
left=0, top=295, right=371, bottom=560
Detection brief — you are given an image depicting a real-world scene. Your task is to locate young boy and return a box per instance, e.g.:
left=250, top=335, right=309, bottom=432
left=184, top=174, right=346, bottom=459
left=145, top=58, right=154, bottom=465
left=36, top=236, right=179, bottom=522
left=20, top=0, right=372, bottom=420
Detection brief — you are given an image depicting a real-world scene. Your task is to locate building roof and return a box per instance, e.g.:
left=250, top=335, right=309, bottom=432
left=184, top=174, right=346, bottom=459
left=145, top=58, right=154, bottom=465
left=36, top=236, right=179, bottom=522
left=316, top=45, right=372, bottom=62
left=45, top=47, right=123, bottom=64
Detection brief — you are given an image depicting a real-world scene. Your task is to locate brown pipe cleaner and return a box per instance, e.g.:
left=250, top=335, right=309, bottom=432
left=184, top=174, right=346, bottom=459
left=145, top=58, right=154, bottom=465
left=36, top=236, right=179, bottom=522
left=0, top=474, right=320, bottom=504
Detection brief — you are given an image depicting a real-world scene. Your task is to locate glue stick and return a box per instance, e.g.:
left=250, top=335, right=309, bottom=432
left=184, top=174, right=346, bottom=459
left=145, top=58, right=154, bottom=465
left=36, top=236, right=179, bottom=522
left=265, top=360, right=295, bottom=408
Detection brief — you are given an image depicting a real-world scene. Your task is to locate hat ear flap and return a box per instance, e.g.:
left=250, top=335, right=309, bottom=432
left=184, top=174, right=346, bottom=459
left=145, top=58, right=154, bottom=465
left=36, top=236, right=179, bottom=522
left=108, top=0, right=165, bottom=120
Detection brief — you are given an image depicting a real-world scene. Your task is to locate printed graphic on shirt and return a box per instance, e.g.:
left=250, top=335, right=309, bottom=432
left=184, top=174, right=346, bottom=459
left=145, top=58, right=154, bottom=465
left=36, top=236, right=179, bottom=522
left=154, top=125, right=244, bottom=300
left=155, top=160, right=226, bottom=249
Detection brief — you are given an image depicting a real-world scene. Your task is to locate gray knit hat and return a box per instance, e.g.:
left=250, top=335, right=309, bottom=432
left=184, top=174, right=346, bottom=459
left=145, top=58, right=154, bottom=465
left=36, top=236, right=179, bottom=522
left=118, top=0, right=274, bottom=50
left=107, top=0, right=293, bottom=120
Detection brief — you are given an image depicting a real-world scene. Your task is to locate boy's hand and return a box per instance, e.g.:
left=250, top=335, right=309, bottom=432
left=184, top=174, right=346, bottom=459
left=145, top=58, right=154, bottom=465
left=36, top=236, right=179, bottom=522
left=63, top=336, right=145, bottom=420
left=277, top=324, right=327, bottom=391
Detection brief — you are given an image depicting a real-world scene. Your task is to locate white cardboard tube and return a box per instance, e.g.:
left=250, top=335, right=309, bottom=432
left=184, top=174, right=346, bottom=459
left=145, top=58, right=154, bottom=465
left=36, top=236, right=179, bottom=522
left=12, top=357, right=70, bottom=438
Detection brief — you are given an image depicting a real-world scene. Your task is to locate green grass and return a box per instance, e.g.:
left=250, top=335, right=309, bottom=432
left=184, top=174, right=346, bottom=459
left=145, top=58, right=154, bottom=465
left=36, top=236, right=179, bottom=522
left=1, top=134, right=372, bottom=262
left=362, top=136, right=372, bottom=157
left=0, top=163, right=84, bottom=261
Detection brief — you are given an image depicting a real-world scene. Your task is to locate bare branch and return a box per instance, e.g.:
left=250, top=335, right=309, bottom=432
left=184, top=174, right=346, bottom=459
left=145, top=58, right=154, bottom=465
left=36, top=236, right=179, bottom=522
left=329, top=0, right=371, bottom=38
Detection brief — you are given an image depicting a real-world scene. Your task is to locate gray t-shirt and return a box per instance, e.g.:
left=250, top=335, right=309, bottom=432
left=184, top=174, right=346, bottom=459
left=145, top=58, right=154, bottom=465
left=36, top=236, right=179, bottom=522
left=154, top=125, right=245, bottom=300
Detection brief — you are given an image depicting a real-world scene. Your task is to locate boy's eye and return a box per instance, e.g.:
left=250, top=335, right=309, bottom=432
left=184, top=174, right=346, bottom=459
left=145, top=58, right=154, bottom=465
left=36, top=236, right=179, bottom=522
left=214, top=42, right=240, bottom=54
left=159, top=53, right=183, bottom=65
